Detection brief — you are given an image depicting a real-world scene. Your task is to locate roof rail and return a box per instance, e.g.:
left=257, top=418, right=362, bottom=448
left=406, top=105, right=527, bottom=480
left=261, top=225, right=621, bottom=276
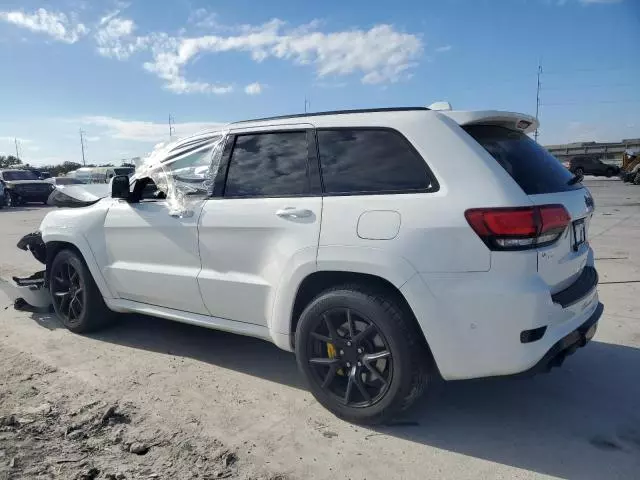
left=231, top=106, right=431, bottom=125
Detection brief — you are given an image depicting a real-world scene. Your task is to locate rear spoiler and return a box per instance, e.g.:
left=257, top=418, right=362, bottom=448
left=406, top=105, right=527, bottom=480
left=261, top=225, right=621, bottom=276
left=441, top=110, right=539, bottom=134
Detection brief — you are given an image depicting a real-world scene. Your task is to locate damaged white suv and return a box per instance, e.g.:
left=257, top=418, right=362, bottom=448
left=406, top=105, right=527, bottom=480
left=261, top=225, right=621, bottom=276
left=15, top=106, right=602, bottom=424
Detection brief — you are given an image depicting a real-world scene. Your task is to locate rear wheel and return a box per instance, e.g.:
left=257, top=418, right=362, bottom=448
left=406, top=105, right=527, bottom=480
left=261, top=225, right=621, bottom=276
left=573, top=167, right=584, bottom=177
left=50, top=249, right=114, bottom=333
left=295, top=285, right=430, bottom=424
left=606, top=168, right=615, bottom=178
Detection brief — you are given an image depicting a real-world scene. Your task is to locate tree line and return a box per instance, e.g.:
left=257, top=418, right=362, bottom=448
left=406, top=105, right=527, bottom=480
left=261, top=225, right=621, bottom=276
left=0, top=155, right=134, bottom=177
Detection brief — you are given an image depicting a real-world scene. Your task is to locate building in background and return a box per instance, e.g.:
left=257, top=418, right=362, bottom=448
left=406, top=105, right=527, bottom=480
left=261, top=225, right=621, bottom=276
left=546, top=138, right=640, bottom=166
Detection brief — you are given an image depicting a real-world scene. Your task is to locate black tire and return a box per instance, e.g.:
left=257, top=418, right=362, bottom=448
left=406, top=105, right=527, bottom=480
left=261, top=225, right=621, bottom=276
left=573, top=167, right=584, bottom=177
left=606, top=168, right=615, bottom=178
left=295, top=285, right=430, bottom=425
left=49, top=249, right=114, bottom=333
left=6, top=193, right=16, bottom=207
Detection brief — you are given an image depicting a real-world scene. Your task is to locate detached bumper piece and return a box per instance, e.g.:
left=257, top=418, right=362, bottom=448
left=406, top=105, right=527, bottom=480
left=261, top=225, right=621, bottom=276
left=7, top=271, right=51, bottom=310
left=0, top=232, right=52, bottom=311
left=518, top=302, right=604, bottom=377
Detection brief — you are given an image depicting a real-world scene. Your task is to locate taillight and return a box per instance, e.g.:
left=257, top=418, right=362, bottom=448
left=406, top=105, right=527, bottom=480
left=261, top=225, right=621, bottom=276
left=465, top=205, right=570, bottom=251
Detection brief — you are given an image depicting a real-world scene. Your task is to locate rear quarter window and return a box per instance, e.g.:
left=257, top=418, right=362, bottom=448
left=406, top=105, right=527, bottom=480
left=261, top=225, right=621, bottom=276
left=464, top=125, right=582, bottom=195
left=317, top=128, right=436, bottom=195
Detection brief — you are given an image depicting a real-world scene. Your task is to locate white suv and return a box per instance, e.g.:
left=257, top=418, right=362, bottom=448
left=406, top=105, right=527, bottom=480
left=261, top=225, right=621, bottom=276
left=17, top=107, right=602, bottom=424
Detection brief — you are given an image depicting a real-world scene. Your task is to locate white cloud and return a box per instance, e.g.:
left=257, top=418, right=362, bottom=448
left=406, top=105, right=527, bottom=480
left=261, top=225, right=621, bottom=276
left=0, top=136, right=32, bottom=143
left=138, top=20, right=422, bottom=93
left=0, top=8, right=87, bottom=43
left=3, top=8, right=424, bottom=95
left=95, top=15, right=144, bottom=60
left=79, top=116, right=225, bottom=142
left=85, top=135, right=101, bottom=142
left=435, top=45, right=452, bottom=53
left=244, top=82, right=263, bottom=95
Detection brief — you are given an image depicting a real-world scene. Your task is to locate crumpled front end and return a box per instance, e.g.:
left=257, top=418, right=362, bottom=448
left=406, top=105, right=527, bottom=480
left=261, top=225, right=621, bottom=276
left=3, top=231, right=52, bottom=310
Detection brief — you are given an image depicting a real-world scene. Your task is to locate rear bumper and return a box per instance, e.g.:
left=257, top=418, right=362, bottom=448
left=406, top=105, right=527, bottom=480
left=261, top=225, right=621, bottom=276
left=401, top=265, right=602, bottom=380
left=513, top=302, right=602, bottom=376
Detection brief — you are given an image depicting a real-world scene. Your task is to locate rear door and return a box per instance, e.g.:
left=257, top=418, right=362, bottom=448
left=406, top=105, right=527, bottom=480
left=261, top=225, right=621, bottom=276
left=197, top=126, right=322, bottom=326
left=464, top=125, right=593, bottom=294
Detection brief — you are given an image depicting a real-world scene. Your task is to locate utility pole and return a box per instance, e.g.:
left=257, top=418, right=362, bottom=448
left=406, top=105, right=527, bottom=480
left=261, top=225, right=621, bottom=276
left=169, top=114, right=176, bottom=138
left=14, top=137, right=20, bottom=160
left=534, top=60, right=542, bottom=143
left=304, top=96, right=310, bottom=113
left=79, top=129, right=86, bottom=166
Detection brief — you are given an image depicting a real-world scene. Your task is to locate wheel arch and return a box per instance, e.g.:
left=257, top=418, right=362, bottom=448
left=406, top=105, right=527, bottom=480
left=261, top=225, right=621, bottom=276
left=44, top=236, right=115, bottom=299
left=286, top=271, right=432, bottom=358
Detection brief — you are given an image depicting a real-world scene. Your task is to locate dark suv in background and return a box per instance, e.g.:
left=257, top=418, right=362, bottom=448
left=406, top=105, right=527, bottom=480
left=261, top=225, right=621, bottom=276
left=568, top=155, right=619, bottom=177
left=0, top=169, right=54, bottom=206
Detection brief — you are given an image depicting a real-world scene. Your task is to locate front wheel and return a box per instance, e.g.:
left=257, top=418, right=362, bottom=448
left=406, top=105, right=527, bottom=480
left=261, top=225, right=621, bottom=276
left=50, top=249, right=115, bottom=333
left=6, top=193, right=18, bottom=207
left=295, top=286, right=430, bottom=424
left=573, top=167, right=584, bottom=177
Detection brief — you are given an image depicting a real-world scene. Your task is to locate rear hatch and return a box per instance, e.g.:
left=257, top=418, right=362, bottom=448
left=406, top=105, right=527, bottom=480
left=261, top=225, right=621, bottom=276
left=464, top=125, right=593, bottom=294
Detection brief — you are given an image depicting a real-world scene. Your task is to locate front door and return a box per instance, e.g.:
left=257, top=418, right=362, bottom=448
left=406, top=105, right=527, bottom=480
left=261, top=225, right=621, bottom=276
left=197, top=127, right=322, bottom=326
left=102, top=199, right=208, bottom=314
left=102, top=140, right=220, bottom=314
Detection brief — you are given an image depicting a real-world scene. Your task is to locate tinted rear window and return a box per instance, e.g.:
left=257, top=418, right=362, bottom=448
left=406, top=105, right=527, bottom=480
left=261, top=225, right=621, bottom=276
left=317, top=129, right=435, bottom=195
left=464, top=125, right=581, bottom=195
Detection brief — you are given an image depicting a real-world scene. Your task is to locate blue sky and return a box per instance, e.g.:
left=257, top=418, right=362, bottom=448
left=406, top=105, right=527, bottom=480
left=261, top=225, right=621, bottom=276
left=0, top=0, right=638, bottom=167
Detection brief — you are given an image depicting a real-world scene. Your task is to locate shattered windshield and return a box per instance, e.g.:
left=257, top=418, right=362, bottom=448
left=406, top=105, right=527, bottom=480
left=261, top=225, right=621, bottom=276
left=133, top=132, right=227, bottom=216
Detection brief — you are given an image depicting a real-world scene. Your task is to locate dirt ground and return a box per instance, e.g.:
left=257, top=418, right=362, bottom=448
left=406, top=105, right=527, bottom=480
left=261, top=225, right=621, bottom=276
left=0, top=344, right=275, bottom=480
left=1, top=178, right=639, bottom=480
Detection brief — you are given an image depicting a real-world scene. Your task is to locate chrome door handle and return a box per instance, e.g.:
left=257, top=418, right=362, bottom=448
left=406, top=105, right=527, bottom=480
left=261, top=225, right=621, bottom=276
left=276, top=207, right=313, bottom=219
left=169, top=209, right=194, bottom=218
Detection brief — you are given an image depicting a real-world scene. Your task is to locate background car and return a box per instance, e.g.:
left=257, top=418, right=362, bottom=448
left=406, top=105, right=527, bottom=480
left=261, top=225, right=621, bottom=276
left=568, top=155, right=619, bottom=177
left=46, top=176, right=87, bottom=187
left=0, top=181, right=4, bottom=209
left=0, top=169, right=55, bottom=206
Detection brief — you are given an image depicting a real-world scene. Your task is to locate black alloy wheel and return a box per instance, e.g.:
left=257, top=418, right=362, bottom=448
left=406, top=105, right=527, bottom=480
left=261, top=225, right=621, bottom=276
left=307, top=307, right=393, bottom=408
left=51, top=258, right=85, bottom=328
left=295, top=286, right=429, bottom=424
left=49, top=249, right=115, bottom=333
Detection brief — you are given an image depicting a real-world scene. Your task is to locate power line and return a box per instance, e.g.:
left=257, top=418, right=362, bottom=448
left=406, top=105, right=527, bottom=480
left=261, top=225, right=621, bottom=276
left=542, top=99, right=640, bottom=107
left=14, top=138, right=21, bottom=160
left=79, top=129, right=86, bottom=166
left=542, top=83, right=636, bottom=91
left=542, top=66, right=640, bottom=75
left=169, top=114, right=176, bottom=138
left=534, top=61, right=542, bottom=143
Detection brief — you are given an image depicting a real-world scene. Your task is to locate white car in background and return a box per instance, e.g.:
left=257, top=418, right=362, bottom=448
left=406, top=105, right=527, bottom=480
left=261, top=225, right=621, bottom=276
left=14, top=106, right=602, bottom=424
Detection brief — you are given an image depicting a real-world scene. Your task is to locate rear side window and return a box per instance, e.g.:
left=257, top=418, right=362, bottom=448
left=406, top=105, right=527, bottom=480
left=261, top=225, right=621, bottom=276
left=464, top=125, right=581, bottom=195
left=225, top=132, right=310, bottom=197
left=317, top=129, right=435, bottom=195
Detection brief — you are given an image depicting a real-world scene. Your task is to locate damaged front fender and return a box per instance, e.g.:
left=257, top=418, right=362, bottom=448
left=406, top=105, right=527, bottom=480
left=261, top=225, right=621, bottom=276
left=17, top=231, right=47, bottom=264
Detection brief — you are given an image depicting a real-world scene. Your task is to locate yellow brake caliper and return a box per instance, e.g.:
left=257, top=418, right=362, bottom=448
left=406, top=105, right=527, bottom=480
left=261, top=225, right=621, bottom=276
left=327, top=343, right=344, bottom=375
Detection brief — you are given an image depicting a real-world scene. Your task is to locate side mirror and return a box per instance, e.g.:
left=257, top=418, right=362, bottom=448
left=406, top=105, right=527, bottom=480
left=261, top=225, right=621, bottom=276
left=111, top=175, right=130, bottom=199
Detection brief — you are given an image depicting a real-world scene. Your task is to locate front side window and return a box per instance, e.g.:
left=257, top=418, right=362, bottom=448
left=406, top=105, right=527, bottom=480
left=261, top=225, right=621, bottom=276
left=317, top=129, right=433, bottom=195
left=224, top=132, right=310, bottom=197
left=144, top=144, right=216, bottom=198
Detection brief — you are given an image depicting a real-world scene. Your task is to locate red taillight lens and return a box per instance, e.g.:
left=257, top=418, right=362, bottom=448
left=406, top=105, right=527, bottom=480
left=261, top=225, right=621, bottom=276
left=465, top=205, right=570, bottom=251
